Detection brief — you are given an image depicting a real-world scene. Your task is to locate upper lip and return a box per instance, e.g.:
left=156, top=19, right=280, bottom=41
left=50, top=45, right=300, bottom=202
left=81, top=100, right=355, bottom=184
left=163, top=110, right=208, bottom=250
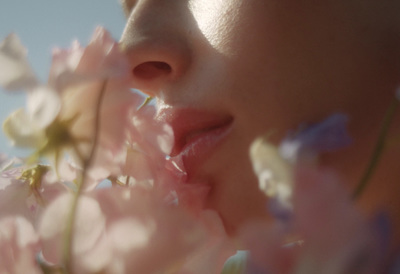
left=156, top=107, right=234, bottom=157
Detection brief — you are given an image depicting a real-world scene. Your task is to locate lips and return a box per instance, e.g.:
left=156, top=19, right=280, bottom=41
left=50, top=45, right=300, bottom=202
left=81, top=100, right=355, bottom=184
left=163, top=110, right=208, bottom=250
left=157, top=107, right=233, bottom=180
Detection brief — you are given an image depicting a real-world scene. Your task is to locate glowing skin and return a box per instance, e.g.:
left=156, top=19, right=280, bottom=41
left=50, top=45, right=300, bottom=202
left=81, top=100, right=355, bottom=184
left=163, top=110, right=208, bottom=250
left=120, top=0, right=400, bottom=235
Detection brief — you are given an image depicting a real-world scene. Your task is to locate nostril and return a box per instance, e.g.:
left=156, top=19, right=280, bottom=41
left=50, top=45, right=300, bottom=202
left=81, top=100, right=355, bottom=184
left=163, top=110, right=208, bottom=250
left=133, top=61, right=172, bottom=80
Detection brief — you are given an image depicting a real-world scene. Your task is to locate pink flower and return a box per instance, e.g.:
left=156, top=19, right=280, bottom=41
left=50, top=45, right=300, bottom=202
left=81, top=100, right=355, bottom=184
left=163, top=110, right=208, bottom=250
left=241, top=167, right=383, bottom=274
left=123, top=102, right=175, bottom=182
left=38, top=192, right=106, bottom=270
left=0, top=216, right=41, bottom=274
left=0, top=167, right=34, bottom=221
left=39, top=186, right=210, bottom=273
left=1, top=27, right=235, bottom=274
left=1, top=27, right=142, bottom=177
left=47, top=27, right=141, bottom=163
left=0, top=164, right=68, bottom=223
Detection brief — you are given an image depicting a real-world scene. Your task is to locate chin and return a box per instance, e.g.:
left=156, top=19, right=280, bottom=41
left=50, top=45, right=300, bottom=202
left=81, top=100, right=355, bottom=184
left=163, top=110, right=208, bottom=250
left=201, top=146, right=271, bottom=237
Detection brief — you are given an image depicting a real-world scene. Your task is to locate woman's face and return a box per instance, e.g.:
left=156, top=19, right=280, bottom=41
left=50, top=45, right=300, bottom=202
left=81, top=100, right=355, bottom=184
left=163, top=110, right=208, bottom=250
left=120, top=0, right=399, bottom=234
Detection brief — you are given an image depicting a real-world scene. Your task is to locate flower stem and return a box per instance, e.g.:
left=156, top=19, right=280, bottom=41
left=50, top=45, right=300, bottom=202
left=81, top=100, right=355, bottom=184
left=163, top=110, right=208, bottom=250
left=62, top=80, right=108, bottom=272
left=352, top=97, right=399, bottom=200
left=138, top=96, right=153, bottom=110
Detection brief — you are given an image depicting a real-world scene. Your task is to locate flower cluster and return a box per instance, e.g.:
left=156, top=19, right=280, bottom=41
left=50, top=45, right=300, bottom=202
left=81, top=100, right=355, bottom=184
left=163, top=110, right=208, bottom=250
left=0, top=27, right=397, bottom=274
left=0, top=28, right=235, bottom=273
left=241, top=116, right=396, bottom=274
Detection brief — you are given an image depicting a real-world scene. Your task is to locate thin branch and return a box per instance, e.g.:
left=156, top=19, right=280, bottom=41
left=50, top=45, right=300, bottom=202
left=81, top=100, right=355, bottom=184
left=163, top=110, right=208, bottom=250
left=352, top=97, right=398, bottom=200
left=62, top=80, right=108, bottom=271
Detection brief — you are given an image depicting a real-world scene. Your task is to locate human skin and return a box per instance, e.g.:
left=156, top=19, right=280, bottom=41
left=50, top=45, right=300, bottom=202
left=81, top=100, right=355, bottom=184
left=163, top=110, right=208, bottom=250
left=119, top=0, right=400, bottom=239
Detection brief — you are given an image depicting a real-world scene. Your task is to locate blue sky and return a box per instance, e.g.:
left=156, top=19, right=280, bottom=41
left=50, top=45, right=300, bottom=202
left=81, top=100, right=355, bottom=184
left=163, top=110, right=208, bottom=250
left=0, top=0, right=126, bottom=156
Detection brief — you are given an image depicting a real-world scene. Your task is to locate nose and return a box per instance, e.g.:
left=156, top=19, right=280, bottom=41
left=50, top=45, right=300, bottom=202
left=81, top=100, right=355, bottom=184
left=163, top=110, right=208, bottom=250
left=120, top=1, right=192, bottom=97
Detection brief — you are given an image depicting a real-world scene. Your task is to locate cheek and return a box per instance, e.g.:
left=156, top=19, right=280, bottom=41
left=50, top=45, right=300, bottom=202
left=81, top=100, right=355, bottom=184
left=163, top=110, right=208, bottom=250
left=188, top=0, right=246, bottom=56
left=214, top=2, right=370, bottom=126
left=188, top=1, right=378, bottom=133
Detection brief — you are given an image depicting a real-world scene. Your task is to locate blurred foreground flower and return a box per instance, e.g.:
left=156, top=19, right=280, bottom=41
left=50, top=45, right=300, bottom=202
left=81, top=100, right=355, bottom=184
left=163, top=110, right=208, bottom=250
left=243, top=118, right=390, bottom=274
left=0, top=28, right=235, bottom=274
left=1, top=27, right=140, bottom=172
left=0, top=216, right=41, bottom=274
left=241, top=167, right=386, bottom=273
left=0, top=33, right=38, bottom=90
left=39, top=186, right=211, bottom=273
left=0, top=163, right=68, bottom=223
left=3, top=25, right=386, bottom=274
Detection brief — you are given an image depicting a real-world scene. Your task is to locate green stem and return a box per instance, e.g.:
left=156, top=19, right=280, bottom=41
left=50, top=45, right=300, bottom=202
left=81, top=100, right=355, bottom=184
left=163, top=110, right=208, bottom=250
left=352, top=97, right=399, bottom=200
left=138, top=96, right=153, bottom=110
left=62, top=80, right=108, bottom=272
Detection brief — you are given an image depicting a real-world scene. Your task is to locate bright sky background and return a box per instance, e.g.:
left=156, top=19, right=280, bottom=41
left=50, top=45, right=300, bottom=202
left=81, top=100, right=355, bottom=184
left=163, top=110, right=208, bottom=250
left=0, top=0, right=126, bottom=156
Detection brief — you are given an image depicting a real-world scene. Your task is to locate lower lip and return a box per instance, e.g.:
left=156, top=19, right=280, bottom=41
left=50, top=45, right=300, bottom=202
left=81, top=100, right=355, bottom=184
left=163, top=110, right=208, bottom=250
left=174, top=120, right=233, bottom=181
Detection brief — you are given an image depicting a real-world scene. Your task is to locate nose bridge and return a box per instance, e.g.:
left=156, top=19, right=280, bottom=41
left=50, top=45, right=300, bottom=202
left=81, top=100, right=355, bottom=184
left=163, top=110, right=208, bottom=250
left=122, top=0, right=182, bottom=39
left=120, top=0, right=193, bottom=96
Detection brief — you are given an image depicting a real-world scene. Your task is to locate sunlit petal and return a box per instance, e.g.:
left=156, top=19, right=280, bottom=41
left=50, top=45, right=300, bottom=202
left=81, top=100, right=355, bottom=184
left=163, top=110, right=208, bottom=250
left=3, top=108, right=45, bottom=148
left=27, top=86, right=61, bottom=128
left=0, top=33, right=38, bottom=91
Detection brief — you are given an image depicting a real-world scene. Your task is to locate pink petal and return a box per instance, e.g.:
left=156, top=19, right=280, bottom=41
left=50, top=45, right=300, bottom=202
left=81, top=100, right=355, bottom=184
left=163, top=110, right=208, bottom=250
left=0, top=216, right=41, bottom=273
left=39, top=193, right=106, bottom=264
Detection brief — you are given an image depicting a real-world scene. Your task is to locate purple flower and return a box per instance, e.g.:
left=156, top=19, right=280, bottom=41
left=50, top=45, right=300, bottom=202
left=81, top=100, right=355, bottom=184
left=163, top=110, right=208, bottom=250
left=280, top=113, right=352, bottom=163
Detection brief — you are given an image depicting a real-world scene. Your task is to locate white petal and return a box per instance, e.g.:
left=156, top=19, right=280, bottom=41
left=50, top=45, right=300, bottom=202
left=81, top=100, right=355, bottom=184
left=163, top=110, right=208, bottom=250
left=249, top=137, right=293, bottom=202
left=27, top=86, right=61, bottom=128
left=0, top=34, right=38, bottom=91
left=109, top=218, right=153, bottom=252
left=2, top=108, right=45, bottom=148
left=157, top=124, right=174, bottom=155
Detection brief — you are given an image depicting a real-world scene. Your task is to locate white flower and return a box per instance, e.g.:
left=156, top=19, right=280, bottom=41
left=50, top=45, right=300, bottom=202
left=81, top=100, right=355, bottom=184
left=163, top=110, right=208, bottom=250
left=1, top=27, right=140, bottom=174
left=249, top=136, right=293, bottom=212
left=0, top=33, right=38, bottom=91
